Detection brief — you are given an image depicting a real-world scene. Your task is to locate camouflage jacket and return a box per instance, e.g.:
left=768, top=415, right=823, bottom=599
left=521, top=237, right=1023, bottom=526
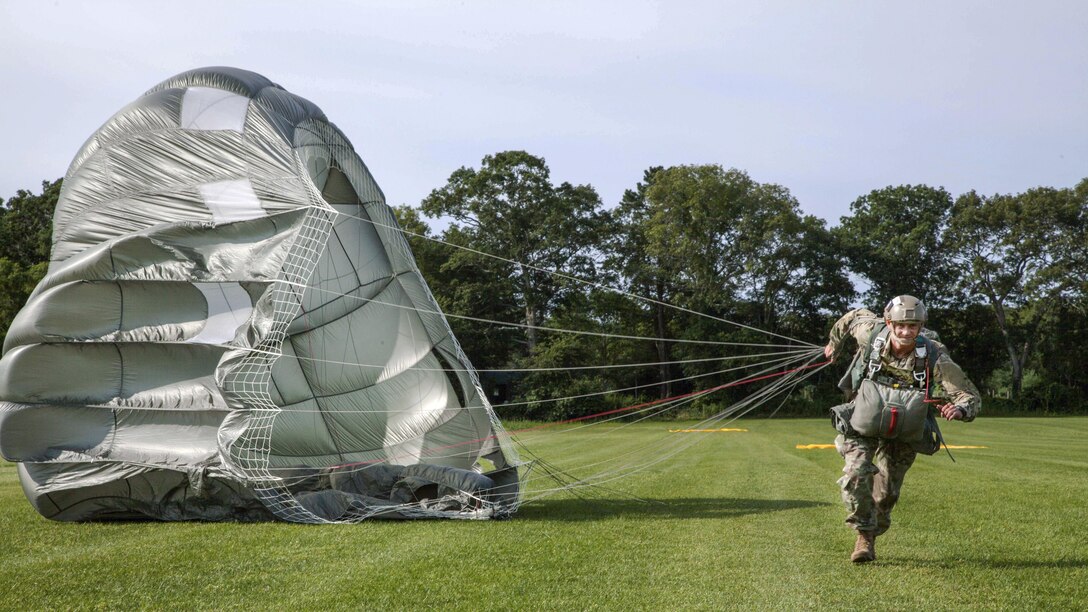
left=827, top=309, right=981, bottom=421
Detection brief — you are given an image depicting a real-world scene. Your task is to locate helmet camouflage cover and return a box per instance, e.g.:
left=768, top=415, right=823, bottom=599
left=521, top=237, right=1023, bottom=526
left=884, top=295, right=927, bottom=323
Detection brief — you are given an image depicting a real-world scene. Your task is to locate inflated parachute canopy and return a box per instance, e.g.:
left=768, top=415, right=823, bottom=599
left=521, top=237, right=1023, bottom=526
left=0, top=67, right=522, bottom=522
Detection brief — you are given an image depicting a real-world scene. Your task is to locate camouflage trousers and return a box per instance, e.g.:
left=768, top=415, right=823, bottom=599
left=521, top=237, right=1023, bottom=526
left=835, top=434, right=917, bottom=535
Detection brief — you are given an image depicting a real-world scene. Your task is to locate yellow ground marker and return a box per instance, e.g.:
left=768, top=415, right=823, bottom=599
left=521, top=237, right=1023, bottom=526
left=795, top=443, right=988, bottom=450
left=669, top=428, right=748, bottom=433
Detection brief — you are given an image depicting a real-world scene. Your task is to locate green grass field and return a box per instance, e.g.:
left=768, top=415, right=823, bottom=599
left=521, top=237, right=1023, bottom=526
left=1, top=417, right=1085, bottom=610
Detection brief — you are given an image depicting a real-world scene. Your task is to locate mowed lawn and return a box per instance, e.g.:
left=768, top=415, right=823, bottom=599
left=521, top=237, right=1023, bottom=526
left=1, top=417, right=1085, bottom=610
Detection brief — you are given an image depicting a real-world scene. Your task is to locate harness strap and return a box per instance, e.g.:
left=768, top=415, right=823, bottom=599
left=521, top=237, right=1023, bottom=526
left=935, top=419, right=957, bottom=462
left=864, top=326, right=889, bottom=378
left=912, top=342, right=928, bottom=388
left=863, top=324, right=934, bottom=392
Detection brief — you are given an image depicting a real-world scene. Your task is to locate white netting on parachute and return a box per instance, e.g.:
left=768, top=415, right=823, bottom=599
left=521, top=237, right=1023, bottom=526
left=223, top=168, right=335, bottom=523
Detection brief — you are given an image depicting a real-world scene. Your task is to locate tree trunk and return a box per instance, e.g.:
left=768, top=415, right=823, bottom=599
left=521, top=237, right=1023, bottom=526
left=989, top=298, right=1024, bottom=401
left=655, top=299, right=672, bottom=399
left=524, top=303, right=537, bottom=351
left=520, top=265, right=538, bottom=352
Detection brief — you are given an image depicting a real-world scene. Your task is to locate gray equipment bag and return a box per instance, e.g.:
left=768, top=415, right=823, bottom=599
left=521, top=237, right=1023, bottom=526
left=849, top=378, right=928, bottom=440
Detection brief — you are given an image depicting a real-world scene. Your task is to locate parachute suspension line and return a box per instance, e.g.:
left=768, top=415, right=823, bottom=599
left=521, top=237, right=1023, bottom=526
left=697, top=353, right=827, bottom=427
left=490, top=350, right=813, bottom=410
left=495, top=346, right=828, bottom=501
left=270, top=352, right=801, bottom=496
left=297, top=353, right=827, bottom=481
left=252, top=349, right=811, bottom=415
left=225, top=203, right=821, bottom=506
left=266, top=351, right=826, bottom=488
left=283, top=281, right=802, bottom=349
left=513, top=443, right=659, bottom=506
left=761, top=378, right=802, bottom=420
left=620, top=354, right=829, bottom=488
left=526, top=355, right=830, bottom=498
left=557, top=382, right=724, bottom=434
left=512, top=388, right=718, bottom=493
left=723, top=372, right=820, bottom=425
left=610, top=352, right=829, bottom=469
left=302, top=346, right=813, bottom=374
left=331, top=208, right=818, bottom=347
left=516, top=355, right=830, bottom=499
left=513, top=352, right=818, bottom=496
left=224, top=341, right=812, bottom=376
left=510, top=386, right=732, bottom=484
left=511, top=352, right=823, bottom=480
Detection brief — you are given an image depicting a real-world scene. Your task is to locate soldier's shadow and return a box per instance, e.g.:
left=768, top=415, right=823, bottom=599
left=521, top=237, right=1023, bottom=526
left=516, top=496, right=831, bottom=521
left=882, top=557, right=1088, bottom=570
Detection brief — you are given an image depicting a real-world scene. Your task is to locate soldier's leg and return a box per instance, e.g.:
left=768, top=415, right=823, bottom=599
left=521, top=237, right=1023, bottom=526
left=872, top=440, right=917, bottom=536
left=835, top=434, right=879, bottom=533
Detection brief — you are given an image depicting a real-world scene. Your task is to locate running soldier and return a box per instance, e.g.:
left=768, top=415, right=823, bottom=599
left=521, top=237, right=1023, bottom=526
left=823, top=295, right=981, bottom=563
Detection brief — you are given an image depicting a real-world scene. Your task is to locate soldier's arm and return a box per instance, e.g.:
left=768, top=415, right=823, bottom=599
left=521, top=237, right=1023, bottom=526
left=932, top=347, right=982, bottom=421
left=825, top=309, right=880, bottom=360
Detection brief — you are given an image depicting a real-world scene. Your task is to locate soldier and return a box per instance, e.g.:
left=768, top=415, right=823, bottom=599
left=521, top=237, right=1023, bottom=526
left=823, top=295, right=980, bottom=563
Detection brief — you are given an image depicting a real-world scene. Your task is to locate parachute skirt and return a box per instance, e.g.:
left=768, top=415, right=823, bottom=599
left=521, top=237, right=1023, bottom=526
left=0, top=67, right=523, bottom=522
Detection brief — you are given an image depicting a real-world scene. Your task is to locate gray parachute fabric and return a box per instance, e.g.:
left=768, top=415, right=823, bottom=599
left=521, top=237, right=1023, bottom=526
left=0, top=67, right=523, bottom=522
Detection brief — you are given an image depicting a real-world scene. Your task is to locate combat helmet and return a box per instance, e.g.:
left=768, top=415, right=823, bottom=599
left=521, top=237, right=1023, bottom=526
left=884, top=295, right=927, bottom=323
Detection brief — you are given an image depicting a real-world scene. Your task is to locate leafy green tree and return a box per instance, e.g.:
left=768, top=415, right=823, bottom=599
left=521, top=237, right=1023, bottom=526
left=511, top=287, right=645, bottom=419
left=946, top=183, right=1088, bottom=400
left=1067, top=179, right=1088, bottom=303
left=607, top=167, right=680, bottom=397
left=834, top=185, right=954, bottom=308
left=0, top=259, right=48, bottom=343
left=928, top=303, right=1006, bottom=393
left=420, top=151, right=609, bottom=353
left=0, top=179, right=61, bottom=343
left=1030, top=301, right=1088, bottom=411
left=606, top=165, right=852, bottom=402
left=0, top=178, right=60, bottom=265
left=639, top=165, right=748, bottom=313
left=723, top=180, right=854, bottom=337
left=638, top=165, right=852, bottom=330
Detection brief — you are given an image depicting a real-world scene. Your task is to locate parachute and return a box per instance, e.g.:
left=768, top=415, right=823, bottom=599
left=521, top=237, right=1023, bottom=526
left=0, top=67, right=522, bottom=522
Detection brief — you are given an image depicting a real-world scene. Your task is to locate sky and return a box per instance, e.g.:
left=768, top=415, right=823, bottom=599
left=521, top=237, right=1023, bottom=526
left=3, top=0, right=1087, bottom=228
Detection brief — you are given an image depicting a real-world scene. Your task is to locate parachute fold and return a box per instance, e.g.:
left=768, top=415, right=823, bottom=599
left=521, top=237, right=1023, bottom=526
left=0, top=67, right=522, bottom=522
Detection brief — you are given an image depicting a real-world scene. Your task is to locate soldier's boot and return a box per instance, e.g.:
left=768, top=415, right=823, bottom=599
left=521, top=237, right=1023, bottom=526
left=851, top=531, right=876, bottom=563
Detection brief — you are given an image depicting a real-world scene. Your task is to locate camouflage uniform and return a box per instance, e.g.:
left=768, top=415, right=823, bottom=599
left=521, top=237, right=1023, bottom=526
left=827, top=308, right=981, bottom=535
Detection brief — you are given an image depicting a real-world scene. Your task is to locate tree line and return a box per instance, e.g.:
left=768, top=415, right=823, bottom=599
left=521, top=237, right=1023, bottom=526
left=3, top=155, right=1086, bottom=417
left=404, top=151, right=1087, bottom=417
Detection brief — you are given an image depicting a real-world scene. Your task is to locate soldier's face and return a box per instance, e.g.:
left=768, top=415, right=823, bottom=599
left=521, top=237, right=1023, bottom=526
left=887, top=320, right=921, bottom=351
